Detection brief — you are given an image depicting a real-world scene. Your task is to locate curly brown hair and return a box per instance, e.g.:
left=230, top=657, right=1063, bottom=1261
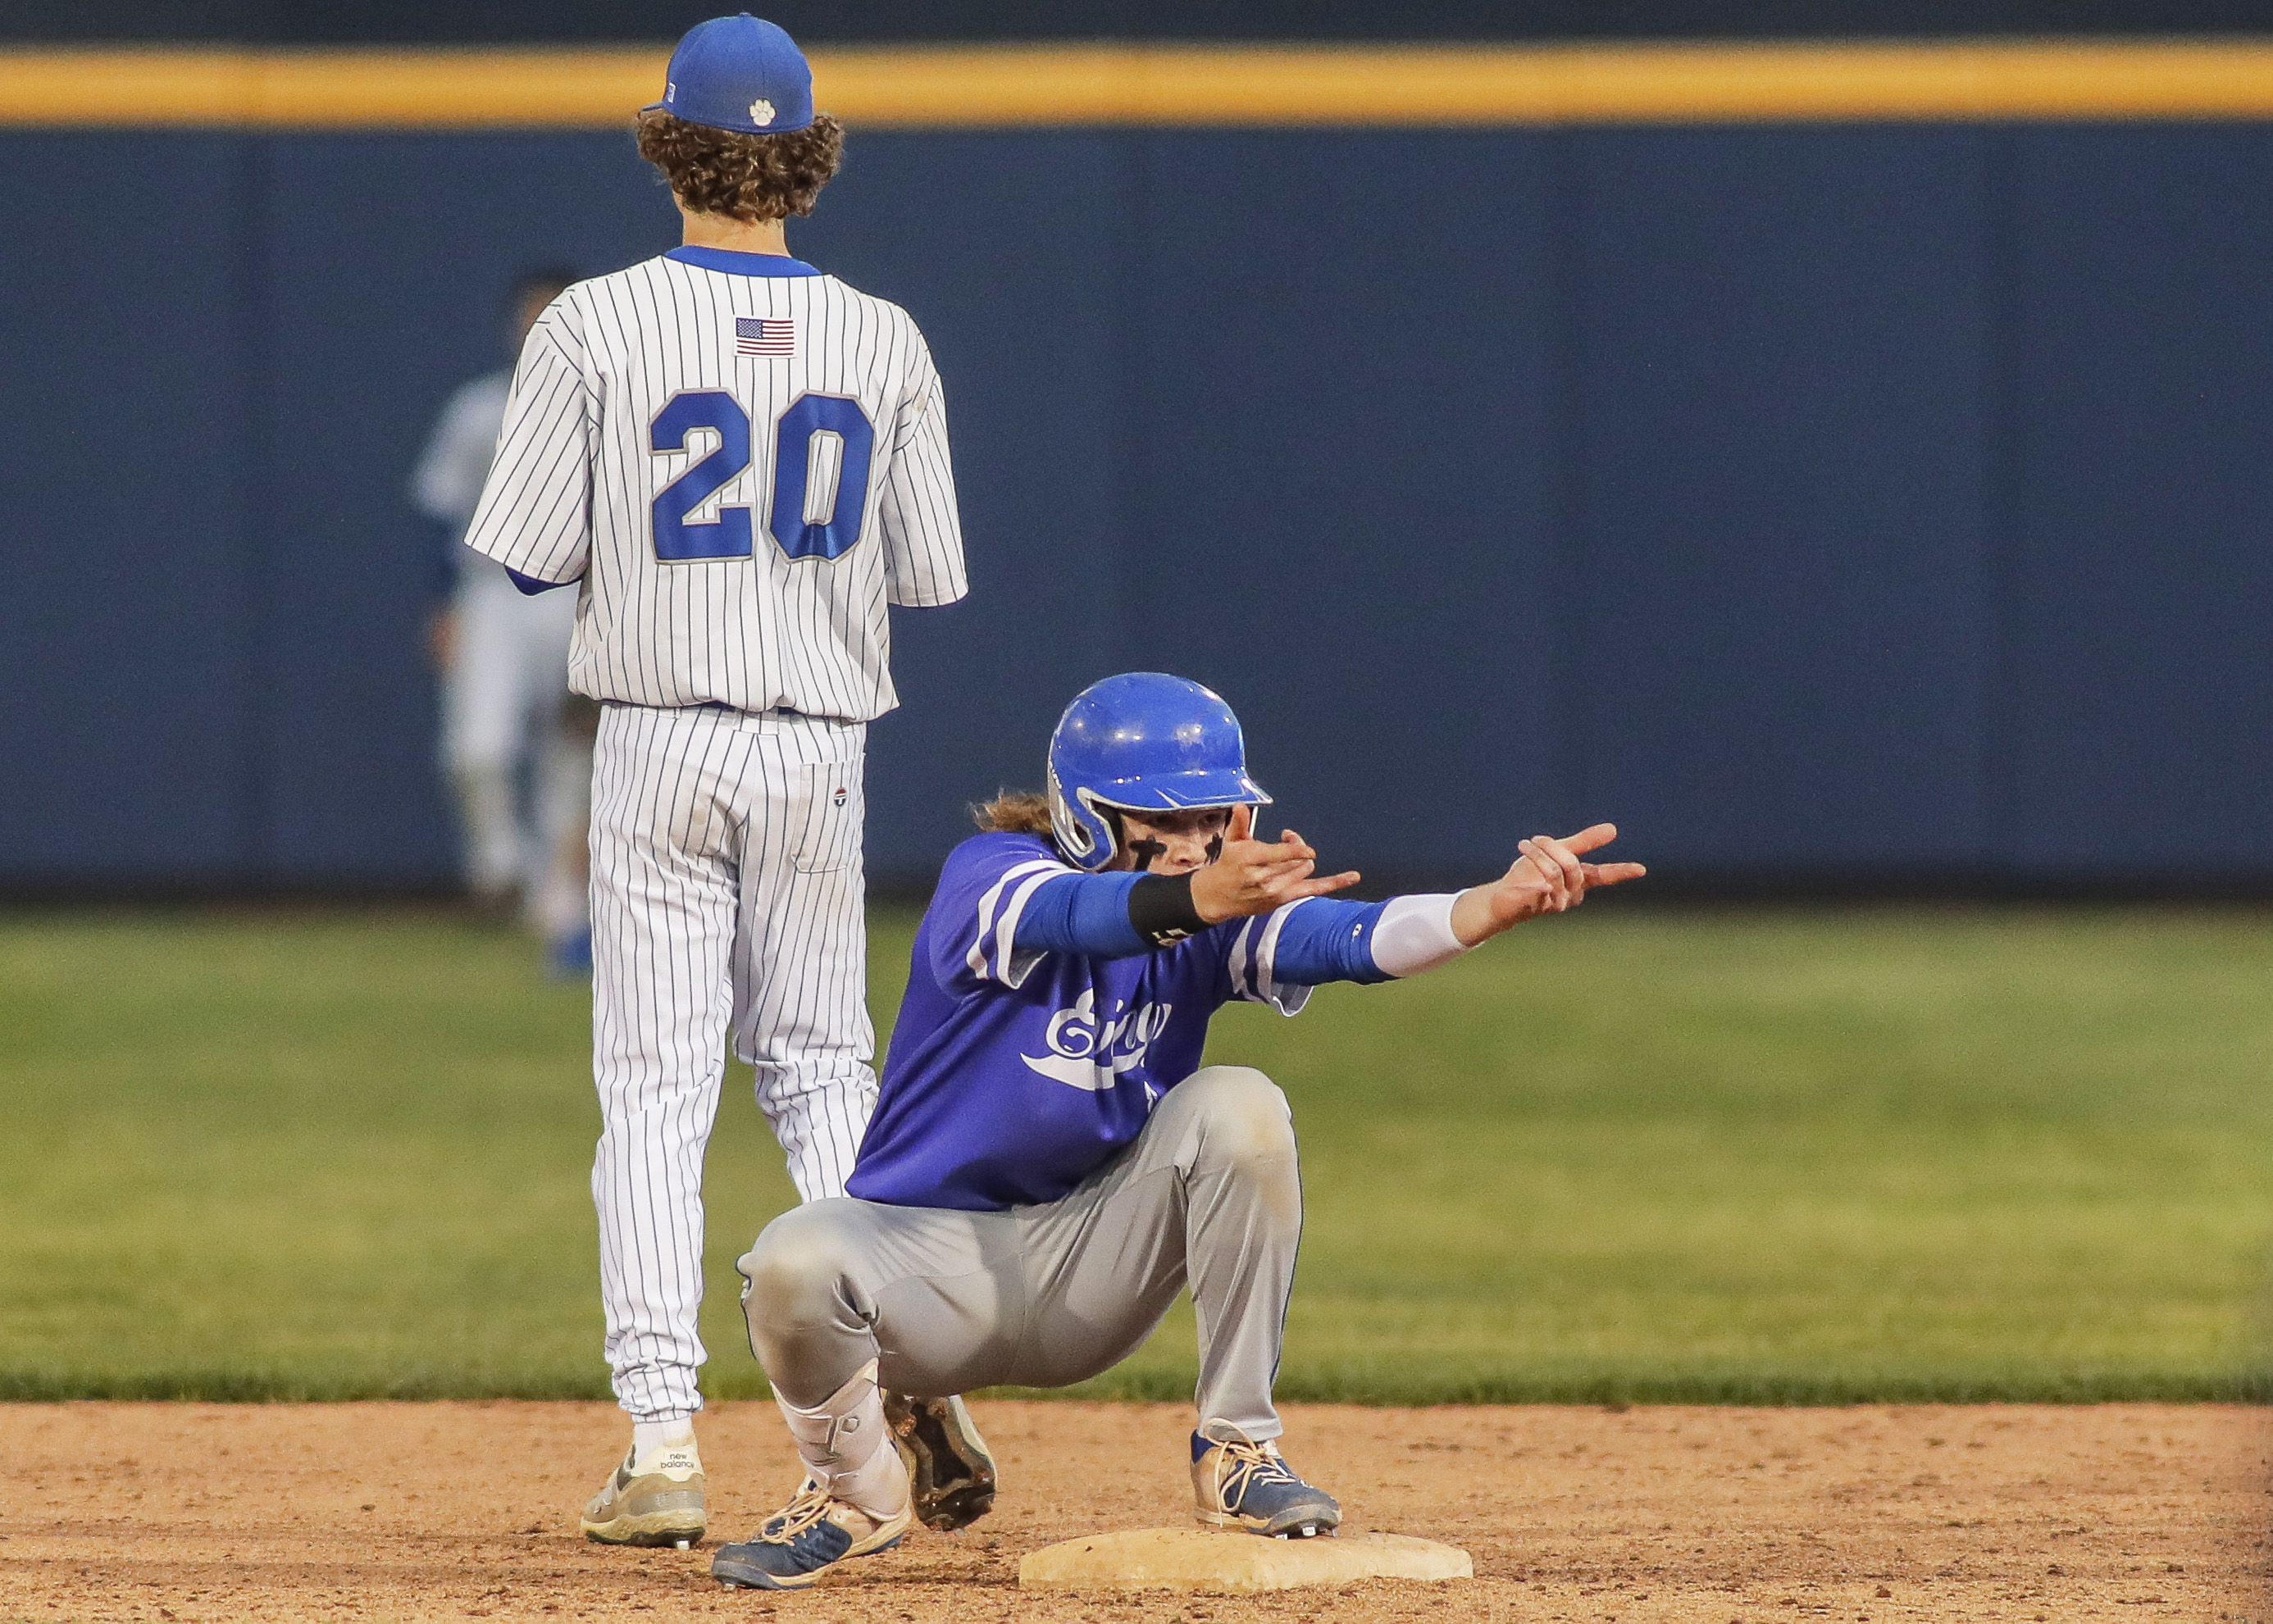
left=972, top=790, right=1055, bottom=836
left=635, top=108, right=845, bottom=222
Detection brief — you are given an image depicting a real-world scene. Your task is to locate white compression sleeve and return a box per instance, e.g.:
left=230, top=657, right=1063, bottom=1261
left=1370, top=893, right=1471, bottom=979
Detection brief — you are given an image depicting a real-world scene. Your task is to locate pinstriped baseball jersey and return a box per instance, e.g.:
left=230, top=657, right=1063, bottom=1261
left=463, top=246, right=967, bottom=720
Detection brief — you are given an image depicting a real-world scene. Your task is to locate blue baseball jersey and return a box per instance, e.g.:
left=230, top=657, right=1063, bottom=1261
left=848, top=833, right=1327, bottom=1212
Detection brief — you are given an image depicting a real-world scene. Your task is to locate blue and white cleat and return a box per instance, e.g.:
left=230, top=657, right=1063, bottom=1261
left=710, top=1479, right=912, bottom=1591
left=1191, top=1422, right=1341, bottom=1539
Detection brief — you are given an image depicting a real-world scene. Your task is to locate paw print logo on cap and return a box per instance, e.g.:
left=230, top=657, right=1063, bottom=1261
left=749, top=98, right=776, bottom=126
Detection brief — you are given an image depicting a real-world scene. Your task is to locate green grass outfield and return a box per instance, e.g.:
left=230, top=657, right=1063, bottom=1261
left=2, top=903, right=2269, bottom=1405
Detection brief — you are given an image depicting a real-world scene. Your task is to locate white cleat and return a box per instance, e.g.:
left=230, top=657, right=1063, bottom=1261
left=581, top=1443, right=707, bottom=1549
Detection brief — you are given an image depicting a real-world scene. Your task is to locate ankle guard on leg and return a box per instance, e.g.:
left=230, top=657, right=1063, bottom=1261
left=773, top=1360, right=909, bottom=1520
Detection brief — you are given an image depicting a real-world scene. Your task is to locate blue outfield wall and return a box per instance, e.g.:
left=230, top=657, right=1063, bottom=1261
left=2, top=125, right=2271, bottom=889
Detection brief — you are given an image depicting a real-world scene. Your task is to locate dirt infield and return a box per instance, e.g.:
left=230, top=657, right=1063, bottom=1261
left=2, top=1401, right=2263, bottom=1622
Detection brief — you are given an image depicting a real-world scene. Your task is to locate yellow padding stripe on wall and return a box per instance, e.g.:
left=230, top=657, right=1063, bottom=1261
left=6, top=39, right=2273, bottom=129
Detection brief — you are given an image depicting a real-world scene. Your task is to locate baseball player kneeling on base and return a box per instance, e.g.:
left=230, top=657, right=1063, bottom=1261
left=707, top=672, right=1646, bottom=1590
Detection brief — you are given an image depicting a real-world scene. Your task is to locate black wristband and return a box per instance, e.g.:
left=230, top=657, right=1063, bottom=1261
left=1127, top=873, right=1207, bottom=948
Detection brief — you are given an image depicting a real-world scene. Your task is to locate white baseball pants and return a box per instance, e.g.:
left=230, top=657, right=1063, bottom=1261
left=589, top=700, right=877, bottom=1422
left=440, top=566, right=580, bottom=900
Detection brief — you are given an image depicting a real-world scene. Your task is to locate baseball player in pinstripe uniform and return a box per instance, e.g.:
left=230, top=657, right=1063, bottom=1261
left=410, top=267, right=594, bottom=968
left=461, top=14, right=980, bottom=1548
left=706, top=673, right=1644, bottom=1590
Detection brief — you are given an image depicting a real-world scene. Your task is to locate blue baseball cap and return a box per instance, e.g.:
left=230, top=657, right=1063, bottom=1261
left=647, top=14, right=814, bottom=135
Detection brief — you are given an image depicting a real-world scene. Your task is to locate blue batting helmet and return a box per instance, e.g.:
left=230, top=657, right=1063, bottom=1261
left=1045, top=673, right=1273, bottom=871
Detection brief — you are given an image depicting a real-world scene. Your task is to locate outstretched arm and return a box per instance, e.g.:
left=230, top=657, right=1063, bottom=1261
left=1250, top=824, right=1647, bottom=994
left=1447, top=823, right=1647, bottom=947
left=1012, top=804, right=1360, bottom=967
left=1009, top=821, right=1642, bottom=984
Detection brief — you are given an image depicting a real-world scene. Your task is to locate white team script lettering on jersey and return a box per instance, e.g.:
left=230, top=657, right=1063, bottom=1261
left=1020, top=989, right=1173, bottom=1092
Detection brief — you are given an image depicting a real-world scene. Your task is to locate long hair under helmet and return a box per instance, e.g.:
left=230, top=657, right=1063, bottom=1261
left=1045, top=673, right=1272, bottom=871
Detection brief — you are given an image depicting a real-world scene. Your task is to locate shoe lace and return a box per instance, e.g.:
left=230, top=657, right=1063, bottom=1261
left=1207, top=1429, right=1300, bottom=1506
left=758, top=1480, right=836, bottom=1544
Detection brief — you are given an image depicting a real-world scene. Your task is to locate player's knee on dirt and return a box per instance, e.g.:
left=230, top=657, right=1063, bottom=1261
left=737, top=1206, right=873, bottom=1407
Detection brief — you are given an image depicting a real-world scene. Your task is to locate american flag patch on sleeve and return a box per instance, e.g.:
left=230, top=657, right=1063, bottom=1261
left=736, top=316, right=795, bottom=357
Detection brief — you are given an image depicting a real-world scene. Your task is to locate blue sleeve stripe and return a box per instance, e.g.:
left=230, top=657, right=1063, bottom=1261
left=1223, top=904, right=1319, bottom=1014
left=992, top=867, right=1072, bottom=981
left=1227, top=915, right=1260, bottom=999
left=1255, top=904, right=1297, bottom=995
left=506, top=566, right=576, bottom=594
left=964, top=857, right=1066, bottom=982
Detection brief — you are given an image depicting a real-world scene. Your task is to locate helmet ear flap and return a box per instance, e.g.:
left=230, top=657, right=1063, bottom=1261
left=1098, top=805, right=1131, bottom=866
left=1047, top=767, right=1118, bottom=870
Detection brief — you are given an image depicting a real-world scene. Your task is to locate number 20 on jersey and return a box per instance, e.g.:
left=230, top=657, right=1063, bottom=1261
left=649, top=389, right=876, bottom=564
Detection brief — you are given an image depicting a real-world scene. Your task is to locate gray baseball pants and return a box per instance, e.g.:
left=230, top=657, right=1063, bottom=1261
left=736, top=1066, right=1302, bottom=1440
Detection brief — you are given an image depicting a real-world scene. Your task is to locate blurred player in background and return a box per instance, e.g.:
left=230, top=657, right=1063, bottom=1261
left=461, top=15, right=972, bottom=1549
left=410, top=267, right=595, bottom=972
